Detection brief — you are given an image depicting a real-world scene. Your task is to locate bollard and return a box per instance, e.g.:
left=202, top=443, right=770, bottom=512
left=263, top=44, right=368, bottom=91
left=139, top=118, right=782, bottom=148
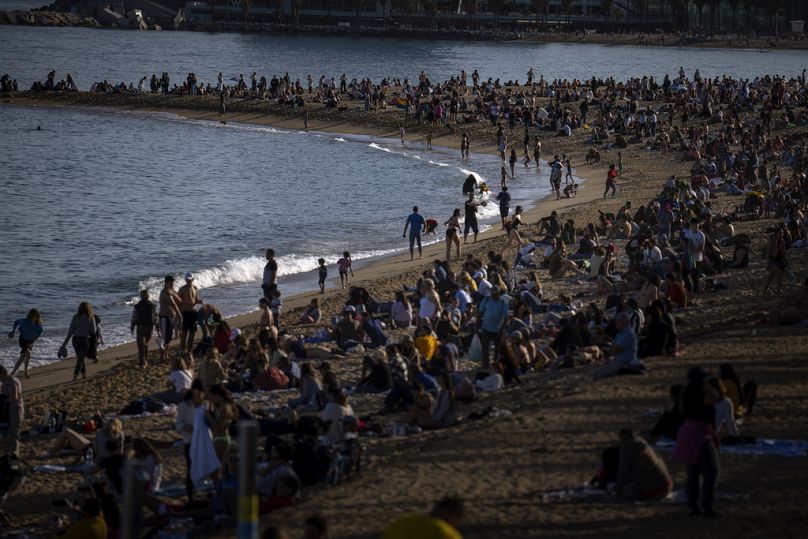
left=237, top=420, right=259, bottom=539
left=121, top=459, right=144, bottom=539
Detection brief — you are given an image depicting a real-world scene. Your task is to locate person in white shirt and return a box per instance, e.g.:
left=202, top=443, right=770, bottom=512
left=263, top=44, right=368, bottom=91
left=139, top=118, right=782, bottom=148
left=475, top=362, right=504, bottom=392
left=320, top=391, right=354, bottom=445
left=175, top=380, right=205, bottom=501
left=683, top=218, right=706, bottom=294
left=474, top=272, right=492, bottom=298
left=642, top=238, right=664, bottom=267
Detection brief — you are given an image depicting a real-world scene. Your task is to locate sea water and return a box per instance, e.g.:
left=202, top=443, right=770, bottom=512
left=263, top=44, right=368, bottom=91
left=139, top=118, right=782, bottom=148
left=0, top=104, right=550, bottom=366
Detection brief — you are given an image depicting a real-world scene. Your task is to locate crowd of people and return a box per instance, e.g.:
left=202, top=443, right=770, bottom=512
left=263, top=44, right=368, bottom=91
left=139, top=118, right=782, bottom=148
left=2, top=64, right=807, bottom=537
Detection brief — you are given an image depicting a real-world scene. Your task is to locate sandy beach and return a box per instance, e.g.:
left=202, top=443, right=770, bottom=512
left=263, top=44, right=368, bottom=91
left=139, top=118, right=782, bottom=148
left=3, top=82, right=808, bottom=539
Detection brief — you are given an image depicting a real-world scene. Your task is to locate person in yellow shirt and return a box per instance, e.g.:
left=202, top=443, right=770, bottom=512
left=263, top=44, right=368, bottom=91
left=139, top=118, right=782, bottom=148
left=56, top=498, right=107, bottom=539
left=381, top=497, right=464, bottom=539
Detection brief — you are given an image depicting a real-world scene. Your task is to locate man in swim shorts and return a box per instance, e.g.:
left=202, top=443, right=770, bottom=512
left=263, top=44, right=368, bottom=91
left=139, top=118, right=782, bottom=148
left=158, top=275, right=182, bottom=362
left=403, top=206, right=426, bottom=260
left=178, top=272, right=202, bottom=353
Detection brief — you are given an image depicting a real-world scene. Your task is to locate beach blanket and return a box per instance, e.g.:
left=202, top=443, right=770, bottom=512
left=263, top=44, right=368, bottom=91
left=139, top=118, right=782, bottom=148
left=189, top=407, right=220, bottom=487
left=656, top=437, right=808, bottom=457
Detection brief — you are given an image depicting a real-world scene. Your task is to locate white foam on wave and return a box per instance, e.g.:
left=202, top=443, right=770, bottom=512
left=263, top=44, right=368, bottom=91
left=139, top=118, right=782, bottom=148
left=128, top=247, right=398, bottom=304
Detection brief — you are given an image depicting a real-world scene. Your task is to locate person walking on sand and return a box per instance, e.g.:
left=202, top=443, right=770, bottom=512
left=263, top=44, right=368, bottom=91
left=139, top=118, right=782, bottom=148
left=337, top=251, right=354, bottom=289
left=158, top=275, right=182, bottom=362
left=131, top=290, right=157, bottom=368
left=444, top=208, right=462, bottom=261
left=617, top=150, right=624, bottom=176
left=8, top=308, right=43, bottom=379
left=178, top=273, right=202, bottom=353
left=564, top=156, right=574, bottom=184
left=496, top=185, right=511, bottom=229
left=399, top=124, right=405, bottom=144
left=59, top=302, right=97, bottom=381
left=317, top=258, right=327, bottom=294
left=464, top=192, right=479, bottom=244
left=604, top=164, right=618, bottom=199
left=0, top=366, right=23, bottom=459
left=403, top=206, right=426, bottom=260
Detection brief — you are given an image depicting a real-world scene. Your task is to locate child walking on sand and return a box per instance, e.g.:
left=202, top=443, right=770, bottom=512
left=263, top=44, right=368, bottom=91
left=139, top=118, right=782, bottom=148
left=318, top=258, right=327, bottom=294
left=338, top=251, right=354, bottom=289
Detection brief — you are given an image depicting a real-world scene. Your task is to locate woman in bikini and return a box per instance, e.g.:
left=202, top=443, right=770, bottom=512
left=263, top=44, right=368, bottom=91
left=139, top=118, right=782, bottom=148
left=444, top=208, right=462, bottom=261
left=503, top=205, right=524, bottom=252
left=206, top=384, right=237, bottom=463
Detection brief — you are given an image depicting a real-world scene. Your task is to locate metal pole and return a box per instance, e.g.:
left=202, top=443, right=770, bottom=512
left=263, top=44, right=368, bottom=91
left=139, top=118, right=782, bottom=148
left=237, top=420, right=259, bottom=539
left=122, top=459, right=144, bottom=539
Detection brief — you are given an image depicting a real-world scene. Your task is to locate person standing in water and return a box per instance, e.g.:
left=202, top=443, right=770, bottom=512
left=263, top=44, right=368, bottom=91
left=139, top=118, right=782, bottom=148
left=533, top=138, right=542, bottom=168
left=496, top=185, right=511, bottom=229
left=444, top=208, right=462, bottom=261
left=318, top=258, right=327, bottom=294
left=403, top=206, right=426, bottom=261
left=262, top=248, right=278, bottom=299
left=509, top=149, right=518, bottom=178
left=8, top=309, right=43, bottom=379
left=464, top=192, right=479, bottom=244
left=460, top=134, right=470, bottom=159
left=178, top=273, right=202, bottom=353
left=60, top=302, right=97, bottom=381
left=158, top=275, right=182, bottom=362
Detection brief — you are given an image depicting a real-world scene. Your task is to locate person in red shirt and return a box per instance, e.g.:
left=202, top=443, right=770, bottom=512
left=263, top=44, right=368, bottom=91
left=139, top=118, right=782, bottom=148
left=604, top=164, right=618, bottom=199
left=665, top=272, right=688, bottom=309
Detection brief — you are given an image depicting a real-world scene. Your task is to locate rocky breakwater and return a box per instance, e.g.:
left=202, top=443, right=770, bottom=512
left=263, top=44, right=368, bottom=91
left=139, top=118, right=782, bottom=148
left=0, top=10, right=100, bottom=27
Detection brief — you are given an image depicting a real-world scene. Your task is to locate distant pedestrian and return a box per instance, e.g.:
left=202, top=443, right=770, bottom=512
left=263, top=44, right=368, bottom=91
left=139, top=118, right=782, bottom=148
left=318, top=258, right=327, bottom=294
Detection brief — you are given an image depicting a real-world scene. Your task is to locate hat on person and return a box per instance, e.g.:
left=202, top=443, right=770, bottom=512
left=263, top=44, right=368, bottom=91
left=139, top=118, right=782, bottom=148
left=343, top=305, right=356, bottom=313
left=184, top=272, right=194, bottom=281
left=472, top=271, right=483, bottom=280
left=229, top=328, right=241, bottom=341
left=371, top=349, right=388, bottom=362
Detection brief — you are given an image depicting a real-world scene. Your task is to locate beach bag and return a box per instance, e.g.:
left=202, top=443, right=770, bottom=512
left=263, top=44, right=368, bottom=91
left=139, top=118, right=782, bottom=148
left=468, top=333, right=483, bottom=362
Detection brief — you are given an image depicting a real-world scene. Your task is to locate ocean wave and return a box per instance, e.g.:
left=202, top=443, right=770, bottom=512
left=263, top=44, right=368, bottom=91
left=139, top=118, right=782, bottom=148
left=128, top=247, right=398, bottom=304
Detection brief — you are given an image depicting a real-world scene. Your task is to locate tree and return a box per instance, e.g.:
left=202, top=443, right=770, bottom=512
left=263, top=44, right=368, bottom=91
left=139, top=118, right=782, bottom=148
left=533, top=0, right=548, bottom=24
left=600, top=0, right=613, bottom=18
left=488, top=0, right=503, bottom=25
left=561, top=0, right=572, bottom=22
left=424, top=0, right=440, bottom=29
left=239, top=0, right=252, bottom=22
left=727, top=0, right=741, bottom=32
left=465, top=0, right=479, bottom=28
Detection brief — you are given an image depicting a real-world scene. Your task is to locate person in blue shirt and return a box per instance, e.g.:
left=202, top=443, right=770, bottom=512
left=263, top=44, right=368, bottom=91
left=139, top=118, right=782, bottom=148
left=477, top=286, right=509, bottom=369
left=593, top=313, right=645, bottom=380
left=8, top=308, right=43, bottom=378
left=402, top=206, right=426, bottom=261
left=496, top=186, right=511, bottom=229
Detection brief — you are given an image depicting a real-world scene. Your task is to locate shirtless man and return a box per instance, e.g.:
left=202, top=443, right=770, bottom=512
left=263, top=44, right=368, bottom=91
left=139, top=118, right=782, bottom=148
left=258, top=297, right=275, bottom=331
left=158, top=275, right=182, bottom=362
left=262, top=248, right=278, bottom=299
left=178, top=272, right=202, bottom=353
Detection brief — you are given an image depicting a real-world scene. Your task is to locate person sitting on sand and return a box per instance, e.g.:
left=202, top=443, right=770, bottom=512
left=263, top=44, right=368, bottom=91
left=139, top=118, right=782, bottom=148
left=664, top=272, right=688, bottom=310
left=57, top=498, right=107, bottom=539
left=355, top=350, right=393, bottom=394
left=198, top=347, right=227, bottom=389
left=415, top=372, right=459, bottom=430
left=156, top=356, right=194, bottom=404
left=547, top=243, right=587, bottom=279
left=614, top=429, right=672, bottom=501
left=298, top=298, right=321, bottom=324
left=382, top=496, right=465, bottom=539
left=288, top=363, right=324, bottom=411
left=332, top=306, right=364, bottom=351
left=718, top=363, right=757, bottom=418
left=592, top=313, right=646, bottom=380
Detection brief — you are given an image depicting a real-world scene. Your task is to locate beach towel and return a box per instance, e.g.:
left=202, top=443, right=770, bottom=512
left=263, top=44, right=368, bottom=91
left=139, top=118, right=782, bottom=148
left=657, top=437, right=808, bottom=458
left=189, top=407, right=220, bottom=487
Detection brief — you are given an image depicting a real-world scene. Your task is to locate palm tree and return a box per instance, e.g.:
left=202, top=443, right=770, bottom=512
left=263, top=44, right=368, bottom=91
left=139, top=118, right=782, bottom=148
left=352, top=0, right=364, bottom=24
left=727, top=0, right=741, bottom=32
left=239, top=0, right=252, bottom=22
left=533, top=0, right=548, bottom=24
left=466, top=0, right=479, bottom=28
left=561, top=0, right=572, bottom=22
left=600, top=0, right=613, bottom=18
left=424, top=0, right=439, bottom=29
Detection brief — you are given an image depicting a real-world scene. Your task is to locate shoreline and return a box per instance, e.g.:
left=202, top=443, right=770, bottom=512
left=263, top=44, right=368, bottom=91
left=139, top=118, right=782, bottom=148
left=8, top=97, right=608, bottom=398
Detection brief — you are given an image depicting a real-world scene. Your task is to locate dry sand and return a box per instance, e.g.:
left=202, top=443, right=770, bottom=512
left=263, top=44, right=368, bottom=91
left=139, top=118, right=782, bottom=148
left=3, top=91, right=808, bottom=538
